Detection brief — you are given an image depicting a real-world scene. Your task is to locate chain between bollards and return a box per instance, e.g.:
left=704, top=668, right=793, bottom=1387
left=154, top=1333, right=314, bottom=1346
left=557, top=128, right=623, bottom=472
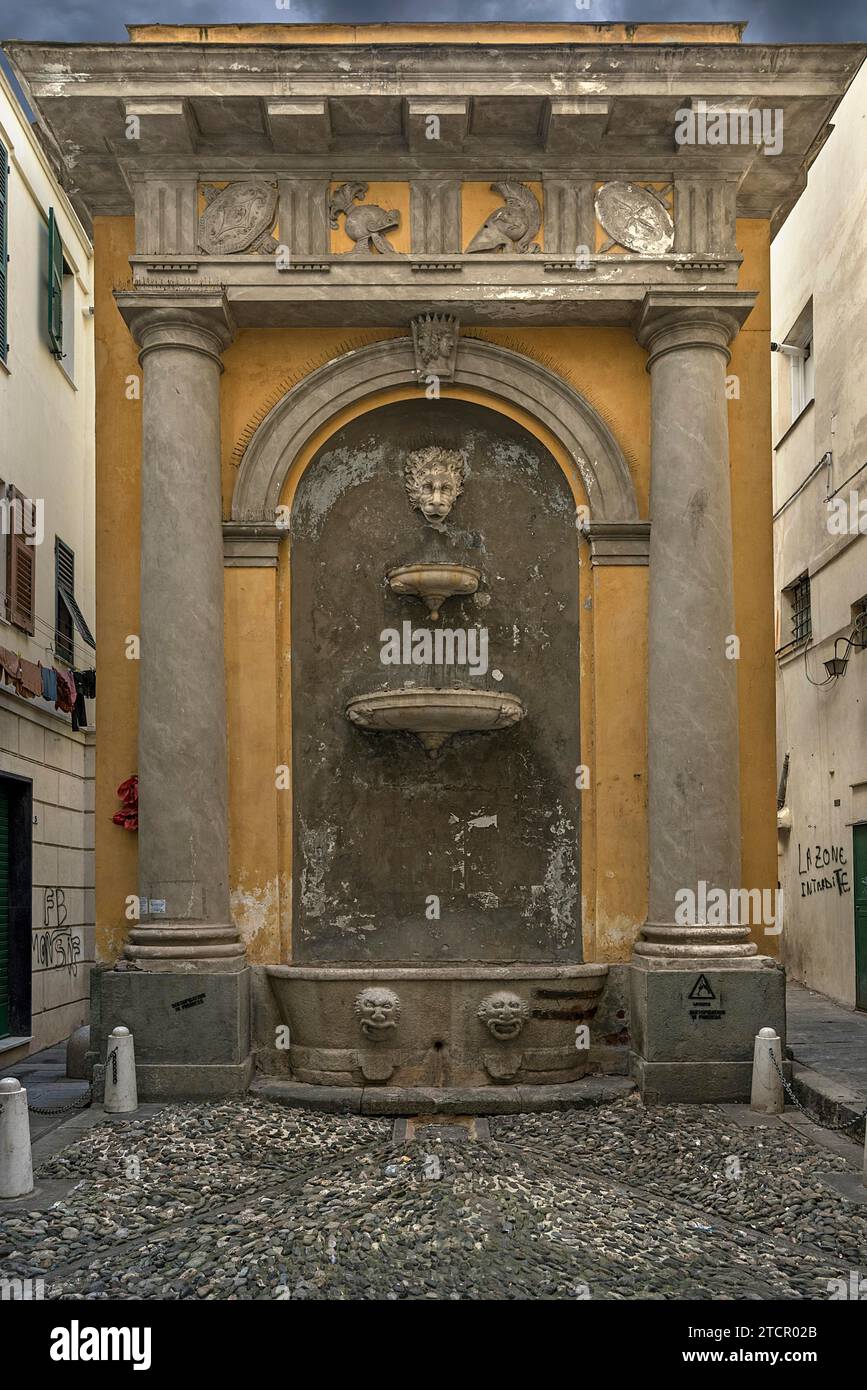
left=767, top=1046, right=867, bottom=1134
left=27, top=1086, right=93, bottom=1116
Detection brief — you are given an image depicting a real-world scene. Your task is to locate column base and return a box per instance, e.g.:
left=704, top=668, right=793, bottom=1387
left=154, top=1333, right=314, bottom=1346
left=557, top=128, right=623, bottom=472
left=634, top=923, right=757, bottom=958
left=124, top=922, right=246, bottom=972
left=629, top=955, right=786, bottom=1104
left=88, top=964, right=252, bottom=1101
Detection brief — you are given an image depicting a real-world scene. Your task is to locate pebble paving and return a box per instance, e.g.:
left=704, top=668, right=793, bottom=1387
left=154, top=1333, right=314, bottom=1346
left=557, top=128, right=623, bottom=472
left=1, top=1094, right=864, bottom=1299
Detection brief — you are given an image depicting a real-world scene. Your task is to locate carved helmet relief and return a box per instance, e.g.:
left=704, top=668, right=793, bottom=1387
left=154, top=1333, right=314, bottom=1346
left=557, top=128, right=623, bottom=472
left=466, top=181, right=542, bottom=254
left=404, top=447, right=466, bottom=525
left=197, top=181, right=278, bottom=255
left=477, top=991, right=530, bottom=1041
left=354, top=986, right=402, bottom=1038
left=329, top=181, right=402, bottom=256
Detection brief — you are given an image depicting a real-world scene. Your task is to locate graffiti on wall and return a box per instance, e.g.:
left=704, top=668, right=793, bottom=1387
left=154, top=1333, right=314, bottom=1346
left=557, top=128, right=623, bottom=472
left=797, top=843, right=850, bottom=898
left=31, top=887, right=82, bottom=976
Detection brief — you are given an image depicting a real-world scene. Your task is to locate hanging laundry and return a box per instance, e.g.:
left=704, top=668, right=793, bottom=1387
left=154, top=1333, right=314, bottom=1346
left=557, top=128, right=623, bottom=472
left=77, top=668, right=96, bottom=699
left=18, top=658, right=43, bottom=699
left=71, top=671, right=88, bottom=732
left=54, top=668, right=77, bottom=714
left=0, top=646, right=20, bottom=689
left=41, top=666, right=58, bottom=702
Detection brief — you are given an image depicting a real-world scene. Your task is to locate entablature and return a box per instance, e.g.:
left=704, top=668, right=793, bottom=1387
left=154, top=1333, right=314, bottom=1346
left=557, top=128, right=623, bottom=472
left=6, top=39, right=864, bottom=236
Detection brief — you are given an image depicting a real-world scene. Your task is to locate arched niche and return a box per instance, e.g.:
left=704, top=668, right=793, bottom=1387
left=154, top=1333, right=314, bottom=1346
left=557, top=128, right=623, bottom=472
left=230, top=336, right=640, bottom=527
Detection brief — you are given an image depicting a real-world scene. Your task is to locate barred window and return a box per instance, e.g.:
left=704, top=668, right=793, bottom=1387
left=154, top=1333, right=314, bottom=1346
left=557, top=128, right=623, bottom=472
left=789, top=574, right=812, bottom=645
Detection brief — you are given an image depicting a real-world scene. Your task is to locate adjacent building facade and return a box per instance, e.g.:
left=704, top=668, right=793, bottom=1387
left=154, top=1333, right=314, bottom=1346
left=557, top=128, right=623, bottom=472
left=773, top=59, right=867, bottom=1011
left=0, top=64, right=96, bottom=1066
left=5, top=22, right=863, bottom=1103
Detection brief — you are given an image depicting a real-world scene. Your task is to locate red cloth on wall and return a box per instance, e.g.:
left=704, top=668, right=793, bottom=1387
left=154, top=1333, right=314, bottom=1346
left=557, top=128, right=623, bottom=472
left=112, top=775, right=139, bottom=831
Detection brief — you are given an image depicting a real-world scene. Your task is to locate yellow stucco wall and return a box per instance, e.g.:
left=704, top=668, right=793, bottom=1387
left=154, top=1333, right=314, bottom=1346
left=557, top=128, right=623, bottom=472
left=93, top=212, right=775, bottom=966
left=129, top=23, right=745, bottom=46
left=94, top=217, right=140, bottom=965
left=732, top=220, right=778, bottom=948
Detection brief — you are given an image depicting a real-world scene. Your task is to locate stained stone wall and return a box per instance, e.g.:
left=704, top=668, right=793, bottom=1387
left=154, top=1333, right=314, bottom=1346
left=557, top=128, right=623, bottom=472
left=290, top=398, right=581, bottom=963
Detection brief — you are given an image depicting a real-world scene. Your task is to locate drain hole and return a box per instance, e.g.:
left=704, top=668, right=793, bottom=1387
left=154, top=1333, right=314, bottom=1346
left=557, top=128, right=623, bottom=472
left=433, top=1039, right=445, bottom=1051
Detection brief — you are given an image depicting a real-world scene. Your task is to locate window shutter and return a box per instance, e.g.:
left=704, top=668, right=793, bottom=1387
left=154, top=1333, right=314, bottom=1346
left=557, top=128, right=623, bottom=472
left=47, top=206, right=63, bottom=357
left=55, top=537, right=76, bottom=662
left=0, top=142, right=8, bottom=363
left=8, top=494, right=35, bottom=634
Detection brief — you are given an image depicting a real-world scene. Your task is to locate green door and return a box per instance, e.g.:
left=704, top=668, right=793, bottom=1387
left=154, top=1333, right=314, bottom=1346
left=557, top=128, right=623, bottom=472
left=0, top=784, right=10, bottom=1036
left=855, top=825, right=867, bottom=1013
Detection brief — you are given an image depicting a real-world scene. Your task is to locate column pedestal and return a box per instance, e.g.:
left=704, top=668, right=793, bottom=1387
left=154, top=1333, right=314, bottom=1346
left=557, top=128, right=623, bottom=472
left=629, top=294, right=785, bottom=1102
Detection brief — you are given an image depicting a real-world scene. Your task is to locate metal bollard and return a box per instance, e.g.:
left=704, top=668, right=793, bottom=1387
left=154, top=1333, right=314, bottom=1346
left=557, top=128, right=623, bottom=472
left=0, top=1077, right=34, bottom=1199
left=104, top=1026, right=138, bottom=1114
left=751, top=1026, right=784, bottom=1115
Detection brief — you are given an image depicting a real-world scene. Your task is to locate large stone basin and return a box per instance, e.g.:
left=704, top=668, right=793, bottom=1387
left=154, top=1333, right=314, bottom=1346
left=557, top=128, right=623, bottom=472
left=345, top=687, right=525, bottom=756
left=267, top=963, right=609, bottom=1088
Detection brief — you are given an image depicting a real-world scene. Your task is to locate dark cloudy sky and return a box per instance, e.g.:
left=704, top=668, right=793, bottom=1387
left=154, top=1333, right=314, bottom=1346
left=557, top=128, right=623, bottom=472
left=1, top=0, right=865, bottom=44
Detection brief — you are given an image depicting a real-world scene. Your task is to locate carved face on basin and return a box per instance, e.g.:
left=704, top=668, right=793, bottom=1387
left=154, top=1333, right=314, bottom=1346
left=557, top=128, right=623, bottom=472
left=478, top=991, right=530, bottom=1041
left=405, top=447, right=465, bottom=523
left=354, top=987, right=401, bottom=1039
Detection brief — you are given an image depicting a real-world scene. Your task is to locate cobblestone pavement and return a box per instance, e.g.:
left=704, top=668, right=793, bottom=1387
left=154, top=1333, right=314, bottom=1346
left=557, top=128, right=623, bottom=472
left=1, top=1094, right=865, bottom=1300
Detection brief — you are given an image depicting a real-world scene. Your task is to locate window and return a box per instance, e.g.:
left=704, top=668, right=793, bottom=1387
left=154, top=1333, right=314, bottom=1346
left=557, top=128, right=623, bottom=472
left=852, top=596, right=867, bottom=652
left=54, top=537, right=95, bottom=663
left=785, top=573, right=812, bottom=646
left=784, top=298, right=814, bottom=425
left=47, top=205, right=64, bottom=358
left=790, top=336, right=814, bottom=420
left=4, top=485, right=35, bottom=635
left=0, top=140, right=7, bottom=365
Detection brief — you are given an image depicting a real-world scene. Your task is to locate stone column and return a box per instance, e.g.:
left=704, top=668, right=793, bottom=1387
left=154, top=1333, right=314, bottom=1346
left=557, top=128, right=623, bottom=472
left=124, top=301, right=244, bottom=971
left=635, top=297, right=753, bottom=960
left=627, top=293, right=786, bottom=1106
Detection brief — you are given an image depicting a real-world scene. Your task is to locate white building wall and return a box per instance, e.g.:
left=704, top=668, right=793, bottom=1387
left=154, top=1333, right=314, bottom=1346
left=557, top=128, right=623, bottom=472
left=0, top=66, right=95, bottom=1062
left=772, top=59, right=867, bottom=1007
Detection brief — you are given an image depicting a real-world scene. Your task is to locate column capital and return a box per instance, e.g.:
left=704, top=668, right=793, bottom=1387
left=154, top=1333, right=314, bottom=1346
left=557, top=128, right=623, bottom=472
left=582, top=520, right=650, bottom=567
left=115, top=289, right=235, bottom=367
left=634, top=290, right=757, bottom=370
left=223, top=520, right=284, bottom=569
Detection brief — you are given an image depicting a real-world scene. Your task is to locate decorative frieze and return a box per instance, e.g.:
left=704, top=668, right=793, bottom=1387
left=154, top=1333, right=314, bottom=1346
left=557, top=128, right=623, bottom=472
left=595, top=182, right=675, bottom=256
left=197, top=181, right=278, bottom=255
left=409, top=179, right=461, bottom=255
left=543, top=179, right=595, bottom=256
left=277, top=179, right=330, bottom=257
left=133, top=177, right=198, bottom=256
left=673, top=178, right=738, bottom=256
left=329, top=182, right=402, bottom=256
left=465, top=181, right=542, bottom=254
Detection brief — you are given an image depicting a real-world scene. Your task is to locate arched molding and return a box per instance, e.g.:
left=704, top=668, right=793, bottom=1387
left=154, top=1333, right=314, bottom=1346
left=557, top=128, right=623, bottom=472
left=230, top=336, right=641, bottom=532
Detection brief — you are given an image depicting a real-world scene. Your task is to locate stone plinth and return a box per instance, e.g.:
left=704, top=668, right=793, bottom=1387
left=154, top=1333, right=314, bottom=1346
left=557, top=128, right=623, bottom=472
left=629, top=957, right=786, bottom=1103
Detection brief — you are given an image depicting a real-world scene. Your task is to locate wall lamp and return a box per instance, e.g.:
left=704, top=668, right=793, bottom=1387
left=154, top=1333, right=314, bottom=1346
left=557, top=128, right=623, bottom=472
left=822, top=614, right=867, bottom=680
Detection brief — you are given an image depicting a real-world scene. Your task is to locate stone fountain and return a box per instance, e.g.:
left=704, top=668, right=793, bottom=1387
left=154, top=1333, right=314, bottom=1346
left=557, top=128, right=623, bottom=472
left=267, top=399, right=608, bottom=1101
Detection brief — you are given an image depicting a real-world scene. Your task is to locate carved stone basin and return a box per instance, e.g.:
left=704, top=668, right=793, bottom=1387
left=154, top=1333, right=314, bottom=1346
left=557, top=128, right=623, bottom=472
left=387, top=562, right=481, bottom=621
left=346, top=687, right=525, bottom=757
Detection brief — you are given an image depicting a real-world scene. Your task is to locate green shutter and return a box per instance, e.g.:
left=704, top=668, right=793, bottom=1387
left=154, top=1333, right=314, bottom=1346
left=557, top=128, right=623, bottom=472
left=0, top=141, right=8, bottom=363
left=47, top=205, right=63, bottom=357
left=0, top=785, right=10, bottom=1037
